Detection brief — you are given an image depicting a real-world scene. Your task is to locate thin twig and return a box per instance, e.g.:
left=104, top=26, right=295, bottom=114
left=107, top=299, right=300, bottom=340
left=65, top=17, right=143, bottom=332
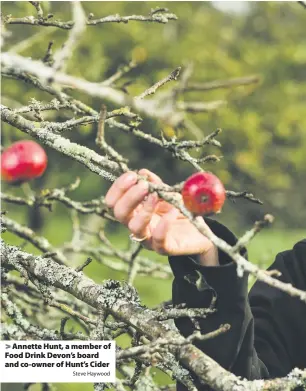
left=136, top=67, right=181, bottom=99
left=101, top=60, right=137, bottom=87
left=96, top=104, right=107, bottom=144
left=2, top=215, right=68, bottom=265
left=177, top=100, right=226, bottom=113
left=183, top=75, right=261, bottom=92
left=232, top=214, right=274, bottom=253
left=4, top=10, right=178, bottom=29
left=117, top=324, right=230, bottom=360
left=75, top=257, right=93, bottom=272
left=226, top=190, right=263, bottom=205
left=52, top=1, right=86, bottom=73
left=127, top=243, right=143, bottom=285
left=42, top=41, right=54, bottom=65
left=1, top=53, right=185, bottom=127
left=29, top=2, right=44, bottom=19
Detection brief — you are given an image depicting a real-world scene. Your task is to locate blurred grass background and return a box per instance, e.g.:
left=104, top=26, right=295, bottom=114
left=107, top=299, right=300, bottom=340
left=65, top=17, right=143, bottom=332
left=1, top=1, right=306, bottom=390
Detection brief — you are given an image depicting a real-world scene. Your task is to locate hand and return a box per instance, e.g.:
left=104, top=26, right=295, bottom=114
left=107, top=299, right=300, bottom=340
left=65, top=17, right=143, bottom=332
left=105, top=169, right=219, bottom=266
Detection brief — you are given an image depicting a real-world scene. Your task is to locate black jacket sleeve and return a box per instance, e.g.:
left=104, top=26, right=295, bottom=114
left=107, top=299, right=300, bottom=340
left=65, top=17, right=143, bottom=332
left=168, top=219, right=306, bottom=390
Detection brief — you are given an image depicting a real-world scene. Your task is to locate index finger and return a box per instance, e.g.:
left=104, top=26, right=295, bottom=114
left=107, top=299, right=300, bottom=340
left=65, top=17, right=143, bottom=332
left=138, top=168, right=163, bottom=184
left=105, top=171, right=138, bottom=208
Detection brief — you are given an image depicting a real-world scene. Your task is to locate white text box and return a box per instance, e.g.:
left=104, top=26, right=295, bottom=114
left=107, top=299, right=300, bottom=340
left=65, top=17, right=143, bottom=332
left=0, top=341, right=116, bottom=383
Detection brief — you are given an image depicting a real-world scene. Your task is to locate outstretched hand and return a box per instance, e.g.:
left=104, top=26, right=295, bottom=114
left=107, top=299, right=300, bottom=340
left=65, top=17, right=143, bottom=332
left=105, top=169, right=219, bottom=266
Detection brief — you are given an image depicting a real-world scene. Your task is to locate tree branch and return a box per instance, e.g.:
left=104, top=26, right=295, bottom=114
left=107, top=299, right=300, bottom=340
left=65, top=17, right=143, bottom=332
left=4, top=10, right=177, bottom=29
left=2, top=242, right=305, bottom=391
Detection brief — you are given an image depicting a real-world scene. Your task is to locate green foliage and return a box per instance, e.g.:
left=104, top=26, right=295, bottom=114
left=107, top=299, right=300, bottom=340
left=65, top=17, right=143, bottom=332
left=2, top=2, right=305, bottom=229
left=2, top=4, right=305, bottom=390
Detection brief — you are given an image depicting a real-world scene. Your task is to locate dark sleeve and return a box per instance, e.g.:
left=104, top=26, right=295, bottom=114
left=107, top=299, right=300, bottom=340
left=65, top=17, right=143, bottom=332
left=168, top=219, right=306, bottom=388
left=249, top=239, right=306, bottom=377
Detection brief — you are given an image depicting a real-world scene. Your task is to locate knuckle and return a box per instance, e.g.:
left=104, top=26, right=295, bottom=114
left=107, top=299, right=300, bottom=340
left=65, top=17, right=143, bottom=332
left=137, top=180, right=149, bottom=193
left=113, top=204, right=128, bottom=224
left=138, top=168, right=149, bottom=176
left=127, top=219, right=137, bottom=233
left=113, top=172, right=137, bottom=193
left=104, top=195, right=114, bottom=208
left=128, top=217, right=148, bottom=236
left=140, top=208, right=153, bottom=222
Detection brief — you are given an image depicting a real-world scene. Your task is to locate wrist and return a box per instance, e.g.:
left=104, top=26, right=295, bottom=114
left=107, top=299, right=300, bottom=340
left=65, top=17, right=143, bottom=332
left=198, top=244, right=219, bottom=266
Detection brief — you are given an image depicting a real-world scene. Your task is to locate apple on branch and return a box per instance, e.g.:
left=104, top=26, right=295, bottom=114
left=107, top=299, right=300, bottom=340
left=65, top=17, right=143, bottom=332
left=1, top=140, right=48, bottom=184
left=182, top=172, right=226, bottom=215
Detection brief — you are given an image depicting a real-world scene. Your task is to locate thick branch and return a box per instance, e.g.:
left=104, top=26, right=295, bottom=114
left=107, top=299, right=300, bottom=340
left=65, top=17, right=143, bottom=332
left=2, top=242, right=305, bottom=391
left=1, top=106, right=119, bottom=182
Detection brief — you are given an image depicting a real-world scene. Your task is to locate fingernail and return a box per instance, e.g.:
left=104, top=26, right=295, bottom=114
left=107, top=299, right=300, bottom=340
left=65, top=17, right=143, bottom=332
left=123, top=172, right=137, bottom=186
left=138, top=180, right=149, bottom=192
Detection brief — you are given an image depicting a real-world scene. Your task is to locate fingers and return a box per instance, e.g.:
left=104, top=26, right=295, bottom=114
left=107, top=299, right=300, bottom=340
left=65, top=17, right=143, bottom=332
left=105, top=171, right=138, bottom=208
left=138, top=169, right=163, bottom=184
left=105, top=169, right=164, bottom=232
left=113, top=180, right=149, bottom=224
left=105, top=169, right=162, bottom=209
left=138, top=168, right=174, bottom=216
left=128, top=193, right=159, bottom=238
left=105, top=171, right=149, bottom=225
left=151, top=207, right=180, bottom=253
left=127, top=169, right=162, bottom=241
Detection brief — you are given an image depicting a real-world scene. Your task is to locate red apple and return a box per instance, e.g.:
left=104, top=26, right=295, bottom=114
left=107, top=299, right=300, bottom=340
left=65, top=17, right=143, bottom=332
left=182, top=172, right=226, bottom=215
left=1, top=140, right=47, bottom=183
